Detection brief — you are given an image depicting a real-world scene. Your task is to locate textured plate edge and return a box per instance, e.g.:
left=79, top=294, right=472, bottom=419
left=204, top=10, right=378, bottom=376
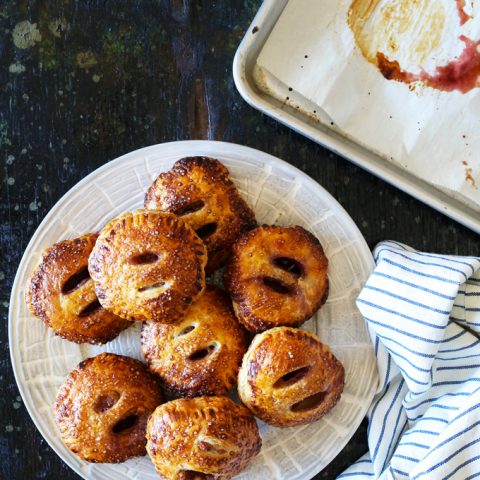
left=9, top=140, right=379, bottom=480
left=232, top=0, right=480, bottom=235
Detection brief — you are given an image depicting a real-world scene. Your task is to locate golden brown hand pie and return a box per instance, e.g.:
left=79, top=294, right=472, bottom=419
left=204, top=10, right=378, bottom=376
left=144, top=156, right=257, bottom=273
left=224, top=225, right=329, bottom=332
left=238, top=327, right=344, bottom=427
left=88, top=210, right=207, bottom=323
left=141, top=286, right=248, bottom=397
left=25, top=233, right=132, bottom=344
left=146, top=396, right=261, bottom=480
left=53, top=353, right=163, bottom=463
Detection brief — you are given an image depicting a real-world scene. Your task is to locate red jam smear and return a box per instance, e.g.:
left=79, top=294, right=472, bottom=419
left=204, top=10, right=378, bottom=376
left=419, top=36, right=480, bottom=93
left=377, top=36, right=480, bottom=93
left=376, top=52, right=417, bottom=83
left=456, top=0, right=472, bottom=26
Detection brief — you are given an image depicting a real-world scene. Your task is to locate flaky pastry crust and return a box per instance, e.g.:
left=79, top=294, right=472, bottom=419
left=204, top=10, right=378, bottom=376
left=53, top=353, right=163, bottom=463
left=224, top=225, right=329, bottom=332
left=141, top=286, right=248, bottom=397
left=238, top=327, right=344, bottom=427
left=146, top=396, right=261, bottom=480
left=144, top=156, right=257, bottom=273
left=88, top=210, right=207, bottom=323
left=25, top=233, right=132, bottom=344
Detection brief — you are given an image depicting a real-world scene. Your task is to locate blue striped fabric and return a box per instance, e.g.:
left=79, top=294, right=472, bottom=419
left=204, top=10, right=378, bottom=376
left=339, top=241, right=480, bottom=480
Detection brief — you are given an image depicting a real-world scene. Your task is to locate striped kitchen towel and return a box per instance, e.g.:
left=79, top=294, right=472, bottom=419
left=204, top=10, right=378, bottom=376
left=339, top=240, right=480, bottom=480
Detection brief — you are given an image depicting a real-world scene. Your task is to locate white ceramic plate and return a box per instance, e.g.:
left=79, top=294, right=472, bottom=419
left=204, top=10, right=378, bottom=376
left=9, top=140, right=378, bottom=480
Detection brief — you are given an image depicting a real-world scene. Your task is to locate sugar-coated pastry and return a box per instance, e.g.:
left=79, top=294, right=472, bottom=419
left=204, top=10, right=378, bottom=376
left=238, top=327, right=344, bottom=427
left=224, top=225, right=329, bottom=332
left=141, top=286, right=248, bottom=397
left=146, top=396, right=261, bottom=480
left=53, top=353, right=163, bottom=463
left=25, top=233, right=132, bottom=344
left=144, top=156, right=257, bottom=273
left=88, top=210, right=207, bottom=323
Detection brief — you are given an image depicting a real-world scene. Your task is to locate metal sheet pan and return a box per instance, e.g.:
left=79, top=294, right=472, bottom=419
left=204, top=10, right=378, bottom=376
left=233, top=0, right=480, bottom=234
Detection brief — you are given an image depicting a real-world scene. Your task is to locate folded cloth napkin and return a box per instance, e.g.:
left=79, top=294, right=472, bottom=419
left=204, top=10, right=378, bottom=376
left=339, top=241, right=480, bottom=480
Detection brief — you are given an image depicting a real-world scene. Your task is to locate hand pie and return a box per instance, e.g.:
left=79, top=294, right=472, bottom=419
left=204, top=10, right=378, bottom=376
left=25, top=233, right=132, bottom=344
left=146, top=396, right=261, bottom=479
left=141, top=286, right=248, bottom=397
left=224, top=225, right=329, bottom=332
left=144, top=156, right=257, bottom=273
left=88, top=210, right=207, bottom=323
left=53, top=353, right=163, bottom=463
left=238, top=327, right=344, bottom=427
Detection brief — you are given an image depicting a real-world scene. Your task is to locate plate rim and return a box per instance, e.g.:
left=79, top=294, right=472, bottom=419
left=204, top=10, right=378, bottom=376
left=9, top=139, right=377, bottom=480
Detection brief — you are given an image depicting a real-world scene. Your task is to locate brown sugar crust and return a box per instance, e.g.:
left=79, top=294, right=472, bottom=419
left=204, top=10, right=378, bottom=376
left=146, top=396, right=261, bottom=480
left=53, top=353, right=163, bottom=463
left=144, top=156, right=257, bottom=273
left=88, top=210, right=207, bottom=323
left=238, top=327, right=344, bottom=428
left=25, top=233, right=132, bottom=344
left=141, top=286, right=248, bottom=397
left=224, top=225, right=329, bottom=332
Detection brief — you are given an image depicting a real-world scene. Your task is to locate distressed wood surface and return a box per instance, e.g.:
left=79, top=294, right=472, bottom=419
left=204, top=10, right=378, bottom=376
left=0, top=1, right=479, bottom=479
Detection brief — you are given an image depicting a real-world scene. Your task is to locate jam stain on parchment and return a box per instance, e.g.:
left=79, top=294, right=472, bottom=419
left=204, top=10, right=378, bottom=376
left=377, top=36, right=480, bottom=93
left=349, top=0, right=480, bottom=93
left=456, top=0, right=472, bottom=26
left=462, top=160, right=477, bottom=188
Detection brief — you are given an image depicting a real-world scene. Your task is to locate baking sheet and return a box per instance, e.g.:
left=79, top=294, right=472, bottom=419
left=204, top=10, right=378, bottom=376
left=256, top=0, right=480, bottom=209
left=233, top=0, right=480, bottom=234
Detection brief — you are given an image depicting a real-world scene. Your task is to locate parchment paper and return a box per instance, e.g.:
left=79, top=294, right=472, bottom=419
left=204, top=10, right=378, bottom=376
left=256, top=0, right=480, bottom=210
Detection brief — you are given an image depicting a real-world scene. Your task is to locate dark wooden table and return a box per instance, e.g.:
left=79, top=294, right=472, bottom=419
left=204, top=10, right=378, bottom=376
left=1, top=1, right=479, bottom=479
